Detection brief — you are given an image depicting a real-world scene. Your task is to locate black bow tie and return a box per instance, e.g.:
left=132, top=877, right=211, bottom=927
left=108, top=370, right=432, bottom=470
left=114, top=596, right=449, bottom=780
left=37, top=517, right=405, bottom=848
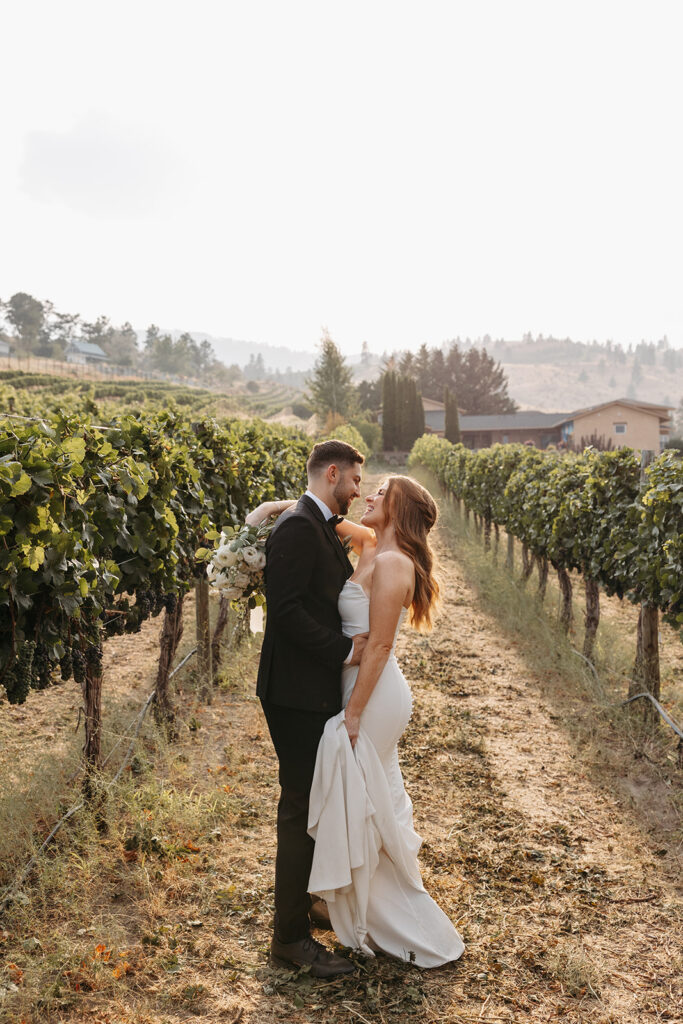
left=327, top=514, right=343, bottom=528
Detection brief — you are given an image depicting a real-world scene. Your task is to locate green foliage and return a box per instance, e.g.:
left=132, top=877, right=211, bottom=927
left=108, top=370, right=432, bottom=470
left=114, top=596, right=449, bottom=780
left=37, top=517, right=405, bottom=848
left=3, top=293, right=45, bottom=353
left=0, top=412, right=309, bottom=702
left=410, top=437, right=683, bottom=636
left=0, top=371, right=223, bottom=420
left=398, top=341, right=517, bottom=413
left=291, top=400, right=313, bottom=420
left=322, top=422, right=370, bottom=459
left=637, top=451, right=683, bottom=620
left=306, top=330, right=355, bottom=420
left=444, top=386, right=461, bottom=443
left=356, top=377, right=382, bottom=413
left=349, top=416, right=382, bottom=456
left=381, top=371, right=424, bottom=450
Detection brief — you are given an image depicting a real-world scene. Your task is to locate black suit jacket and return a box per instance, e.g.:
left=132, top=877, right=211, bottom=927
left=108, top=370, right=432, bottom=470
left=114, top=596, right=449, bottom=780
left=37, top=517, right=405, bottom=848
left=256, top=495, right=353, bottom=712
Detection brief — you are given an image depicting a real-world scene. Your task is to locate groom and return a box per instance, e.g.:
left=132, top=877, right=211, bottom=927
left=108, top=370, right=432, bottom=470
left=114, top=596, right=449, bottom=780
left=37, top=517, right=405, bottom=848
left=257, top=439, right=366, bottom=978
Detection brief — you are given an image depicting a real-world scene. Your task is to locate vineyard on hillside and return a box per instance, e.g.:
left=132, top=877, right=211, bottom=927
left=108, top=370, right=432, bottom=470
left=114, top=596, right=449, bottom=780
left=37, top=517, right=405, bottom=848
left=0, top=370, right=304, bottom=424
left=0, top=370, right=224, bottom=417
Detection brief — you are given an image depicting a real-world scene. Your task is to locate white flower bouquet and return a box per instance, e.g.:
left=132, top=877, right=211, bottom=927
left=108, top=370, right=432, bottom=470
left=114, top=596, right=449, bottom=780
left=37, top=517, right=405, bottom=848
left=204, top=520, right=271, bottom=605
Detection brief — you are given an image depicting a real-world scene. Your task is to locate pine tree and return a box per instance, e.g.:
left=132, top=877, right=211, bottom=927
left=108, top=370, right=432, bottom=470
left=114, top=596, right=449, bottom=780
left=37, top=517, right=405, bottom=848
left=306, top=330, right=355, bottom=420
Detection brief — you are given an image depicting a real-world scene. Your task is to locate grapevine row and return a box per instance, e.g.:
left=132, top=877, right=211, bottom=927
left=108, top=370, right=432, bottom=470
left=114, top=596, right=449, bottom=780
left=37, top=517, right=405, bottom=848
left=409, top=436, right=682, bottom=634
left=0, top=411, right=308, bottom=762
left=408, top=436, right=682, bottom=715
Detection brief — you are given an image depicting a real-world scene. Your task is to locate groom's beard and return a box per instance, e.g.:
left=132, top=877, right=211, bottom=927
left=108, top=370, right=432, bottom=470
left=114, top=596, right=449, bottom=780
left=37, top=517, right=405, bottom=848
left=333, top=482, right=355, bottom=516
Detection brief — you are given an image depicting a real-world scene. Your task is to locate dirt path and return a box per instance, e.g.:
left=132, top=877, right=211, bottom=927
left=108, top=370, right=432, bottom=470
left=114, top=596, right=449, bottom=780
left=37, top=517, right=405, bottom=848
left=2, top=469, right=682, bottom=1023
left=394, top=520, right=683, bottom=1023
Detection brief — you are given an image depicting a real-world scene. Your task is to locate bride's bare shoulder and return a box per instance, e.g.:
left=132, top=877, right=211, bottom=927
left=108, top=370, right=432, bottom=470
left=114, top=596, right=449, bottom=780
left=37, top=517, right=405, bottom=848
left=373, top=548, right=414, bottom=578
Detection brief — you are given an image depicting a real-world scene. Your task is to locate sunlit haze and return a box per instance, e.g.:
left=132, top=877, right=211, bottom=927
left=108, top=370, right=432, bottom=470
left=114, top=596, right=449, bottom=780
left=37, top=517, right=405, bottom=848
left=1, top=1, right=682, bottom=354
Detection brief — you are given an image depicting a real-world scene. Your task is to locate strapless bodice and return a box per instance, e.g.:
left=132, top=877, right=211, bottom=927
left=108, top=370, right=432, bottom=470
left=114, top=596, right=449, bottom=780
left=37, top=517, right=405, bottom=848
left=339, top=579, right=407, bottom=646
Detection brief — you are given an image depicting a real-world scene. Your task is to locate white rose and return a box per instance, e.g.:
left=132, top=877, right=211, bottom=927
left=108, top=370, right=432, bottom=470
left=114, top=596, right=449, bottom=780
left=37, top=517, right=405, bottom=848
left=242, top=545, right=265, bottom=568
left=233, top=571, right=250, bottom=588
left=223, top=586, right=242, bottom=600
left=214, top=544, right=238, bottom=569
left=213, top=570, right=231, bottom=589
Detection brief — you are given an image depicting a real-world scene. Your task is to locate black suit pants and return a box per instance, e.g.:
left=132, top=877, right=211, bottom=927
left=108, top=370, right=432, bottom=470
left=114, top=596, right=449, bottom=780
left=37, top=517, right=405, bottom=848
left=260, top=698, right=335, bottom=943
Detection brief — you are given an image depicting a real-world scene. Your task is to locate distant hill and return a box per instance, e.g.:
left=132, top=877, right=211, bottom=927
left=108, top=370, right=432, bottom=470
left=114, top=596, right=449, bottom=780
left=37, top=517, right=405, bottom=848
left=151, top=330, right=317, bottom=373
left=486, top=337, right=681, bottom=412
left=153, top=329, right=682, bottom=415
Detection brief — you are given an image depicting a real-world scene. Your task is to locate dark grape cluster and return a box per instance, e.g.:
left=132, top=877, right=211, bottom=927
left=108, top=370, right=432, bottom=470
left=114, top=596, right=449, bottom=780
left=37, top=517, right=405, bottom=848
left=72, top=647, right=86, bottom=686
left=163, top=592, right=177, bottom=614
left=123, top=589, right=165, bottom=633
left=31, top=642, right=53, bottom=690
left=60, top=648, right=73, bottom=681
left=3, top=640, right=36, bottom=705
left=85, top=640, right=103, bottom=672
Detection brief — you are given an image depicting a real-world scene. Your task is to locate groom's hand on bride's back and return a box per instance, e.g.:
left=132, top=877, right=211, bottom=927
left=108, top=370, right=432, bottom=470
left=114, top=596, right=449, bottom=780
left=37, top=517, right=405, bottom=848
left=348, top=633, right=368, bottom=666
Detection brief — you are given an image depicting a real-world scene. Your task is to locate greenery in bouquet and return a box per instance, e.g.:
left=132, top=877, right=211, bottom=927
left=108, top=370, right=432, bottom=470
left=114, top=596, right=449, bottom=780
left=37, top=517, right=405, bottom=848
left=203, top=521, right=271, bottom=606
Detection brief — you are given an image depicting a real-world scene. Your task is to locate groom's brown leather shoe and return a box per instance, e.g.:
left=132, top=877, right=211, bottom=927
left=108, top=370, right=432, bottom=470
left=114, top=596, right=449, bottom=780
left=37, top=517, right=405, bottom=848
left=270, top=935, right=355, bottom=978
left=309, top=897, right=333, bottom=931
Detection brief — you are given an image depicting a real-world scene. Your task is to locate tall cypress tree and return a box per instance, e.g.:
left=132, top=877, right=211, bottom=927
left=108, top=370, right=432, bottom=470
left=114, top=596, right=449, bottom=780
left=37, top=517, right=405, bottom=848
left=383, top=372, right=427, bottom=450
left=397, top=375, right=410, bottom=449
left=444, top=386, right=461, bottom=443
left=414, top=384, right=425, bottom=440
left=381, top=371, right=398, bottom=450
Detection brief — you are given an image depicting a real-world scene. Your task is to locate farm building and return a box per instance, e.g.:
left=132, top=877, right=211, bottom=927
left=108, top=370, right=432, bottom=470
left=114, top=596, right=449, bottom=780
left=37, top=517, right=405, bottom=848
left=65, top=340, right=107, bottom=365
left=419, top=397, right=673, bottom=452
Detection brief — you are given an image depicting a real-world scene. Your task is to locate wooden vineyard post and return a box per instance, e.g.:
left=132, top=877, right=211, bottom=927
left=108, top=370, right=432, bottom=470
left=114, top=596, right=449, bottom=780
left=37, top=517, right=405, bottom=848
left=195, top=578, right=212, bottom=703
left=211, top=595, right=231, bottom=680
left=536, top=556, right=549, bottom=602
left=154, top=594, right=185, bottom=726
left=583, top=578, right=600, bottom=661
left=630, top=449, right=661, bottom=720
left=82, top=640, right=104, bottom=795
left=506, top=532, right=514, bottom=571
left=234, top=602, right=251, bottom=646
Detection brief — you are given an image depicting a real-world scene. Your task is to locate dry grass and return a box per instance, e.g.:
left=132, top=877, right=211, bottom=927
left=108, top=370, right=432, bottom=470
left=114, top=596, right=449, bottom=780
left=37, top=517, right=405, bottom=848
left=544, top=940, right=605, bottom=998
left=0, top=464, right=682, bottom=1023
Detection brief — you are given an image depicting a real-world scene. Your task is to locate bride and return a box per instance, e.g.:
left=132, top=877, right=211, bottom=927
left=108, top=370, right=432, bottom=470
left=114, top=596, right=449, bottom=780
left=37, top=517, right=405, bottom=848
left=251, top=474, right=464, bottom=969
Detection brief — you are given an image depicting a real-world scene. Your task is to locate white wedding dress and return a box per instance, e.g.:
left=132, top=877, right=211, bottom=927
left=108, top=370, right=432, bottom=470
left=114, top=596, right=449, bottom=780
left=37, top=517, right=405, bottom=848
left=307, top=580, right=464, bottom=967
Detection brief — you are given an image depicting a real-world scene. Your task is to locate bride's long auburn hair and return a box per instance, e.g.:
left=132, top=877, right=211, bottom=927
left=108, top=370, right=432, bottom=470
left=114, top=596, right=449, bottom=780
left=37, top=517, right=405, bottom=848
left=383, top=475, right=440, bottom=632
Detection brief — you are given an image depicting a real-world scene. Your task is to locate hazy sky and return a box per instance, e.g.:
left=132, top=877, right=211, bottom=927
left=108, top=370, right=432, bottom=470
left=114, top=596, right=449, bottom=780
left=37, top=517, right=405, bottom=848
left=1, top=1, right=682, bottom=354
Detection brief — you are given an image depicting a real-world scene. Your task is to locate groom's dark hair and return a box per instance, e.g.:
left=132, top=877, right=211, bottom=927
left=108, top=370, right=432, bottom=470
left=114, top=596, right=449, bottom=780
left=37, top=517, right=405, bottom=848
left=307, top=439, right=365, bottom=477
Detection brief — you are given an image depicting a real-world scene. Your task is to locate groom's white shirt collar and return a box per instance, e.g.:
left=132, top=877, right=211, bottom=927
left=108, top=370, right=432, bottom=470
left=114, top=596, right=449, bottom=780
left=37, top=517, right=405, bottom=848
left=305, top=489, right=335, bottom=521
